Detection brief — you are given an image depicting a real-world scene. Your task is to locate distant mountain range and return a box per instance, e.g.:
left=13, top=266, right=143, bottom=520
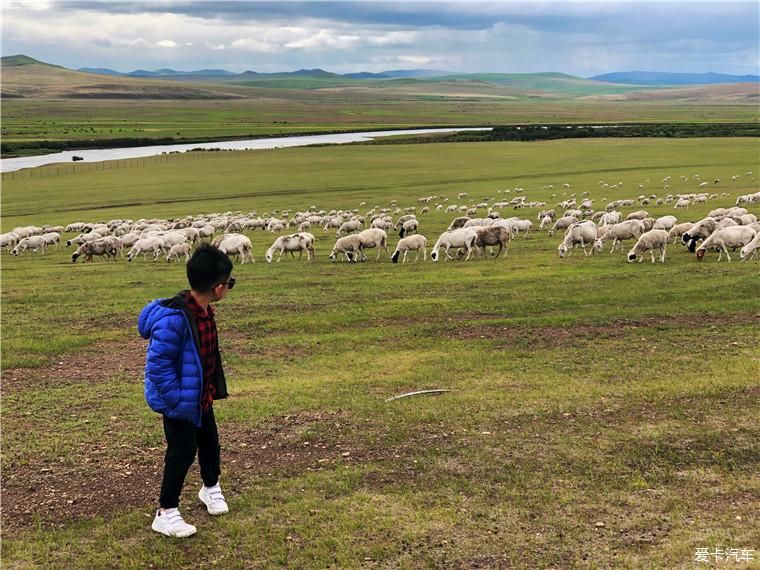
left=590, top=71, right=760, bottom=85
left=76, top=66, right=456, bottom=80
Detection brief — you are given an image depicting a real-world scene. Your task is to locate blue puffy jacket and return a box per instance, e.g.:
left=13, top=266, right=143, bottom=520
left=138, top=291, right=228, bottom=427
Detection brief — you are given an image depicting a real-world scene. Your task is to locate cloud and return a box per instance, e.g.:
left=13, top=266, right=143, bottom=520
left=2, top=1, right=758, bottom=75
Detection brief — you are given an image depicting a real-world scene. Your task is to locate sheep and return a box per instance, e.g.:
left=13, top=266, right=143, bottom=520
left=430, top=228, right=479, bottom=262
left=597, top=220, right=646, bottom=253
left=558, top=221, right=601, bottom=258
left=447, top=216, right=470, bottom=230
left=356, top=228, right=389, bottom=261
left=539, top=215, right=553, bottom=230
left=72, top=238, right=118, bottom=263
left=625, top=210, right=650, bottom=221
left=696, top=226, right=757, bottom=262
left=398, top=218, right=419, bottom=238
left=668, top=222, right=694, bottom=243
left=681, top=218, right=719, bottom=252
left=336, top=220, right=363, bottom=236
left=265, top=233, right=315, bottom=262
left=40, top=232, right=61, bottom=248
left=474, top=225, right=510, bottom=258
left=548, top=216, right=578, bottom=237
left=391, top=235, right=428, bottom=263
left=11, top=236, right=47, bottom=256
left=599, top=211, right=621, bottom=226
left=739, top=231, right=760, bottom=261
left=329, top=234, right=364, bottom=262
left=371, top=218, right=392, bottom=231
left=510, top=219, right=532, bottom=238
left=626, top=230, right=669, bottom=263
left=165, top=243, right=192, bottom=263
left=217, top=233, right=255, bottom=264
left=65, top=232, right=105, bottom=247
left=127, top=237, right=164, bottom=261
left=0, top=232, right=19, bottom=252
left=652, top=215, right=678, bottom=232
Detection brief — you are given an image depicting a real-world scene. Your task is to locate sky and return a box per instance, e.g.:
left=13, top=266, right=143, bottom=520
left=2, top=1, right=758, bottom=77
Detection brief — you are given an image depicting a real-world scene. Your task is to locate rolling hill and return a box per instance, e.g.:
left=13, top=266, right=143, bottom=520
left=1, top=55, right=245, bottom=99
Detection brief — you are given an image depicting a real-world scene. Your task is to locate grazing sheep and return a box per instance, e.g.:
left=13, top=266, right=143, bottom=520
left=653, top=215, right=678, bottom=232
left=356, top=228, right=389, bottom=261
left=165, top=243, right=192, bottom=263
left=627, top=230, right=669, bottom=263
left=681, top=218, right=719, bottom=252
left=391, top=235, right=428, bottom=263
left=398, top=218, right=419, bottom=238
left=430, top=228, right=479, bottom=262
left=599, top=211, right=621, bottom=226
left=217, top=233, right=255, bottom=264
left=336, top=220, right=363, bottom=236
left=265, top=232, right=315, bottom=262
left=668, top=222, right=694, bottom=244
left=371, top=218, right=392, bottom=231
left=739, top=231, right=760, bottom=261
left=0, top=232, right=19, bottom=251
left=127, top=237, right=164, bottom=261
left=447, top=216, right=470, bottom=230
left=11, top=236, right=47, bottom=256
left=548, top=216, right=578, bottom=237
left=597, top=220, right=646, bottom=253
left=539, top=215, right=553, bottom=230
left=72, top=238, right=118, bottom=263
left=474, top=225, right=510, bottom=258
left=558, top=221, right=601, bottom=258
left=695, top=226, right=757, bottom=262
left=625, top=210, right=650, bottom=221
left=510, top=219, right=532, bottom=238
left=329, top=234, right=364, bottom=262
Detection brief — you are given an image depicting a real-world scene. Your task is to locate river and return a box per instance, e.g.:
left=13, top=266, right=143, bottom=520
left=0, top=127, right=491, bottom=173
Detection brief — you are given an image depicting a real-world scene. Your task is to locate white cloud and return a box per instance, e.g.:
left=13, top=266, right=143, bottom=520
left=155, top=40, right=177, bottom=48
left=284, top=30, right=360, bottom=50
left=205, top=42, right=226, bottom=51
left=230, top=38, right=279, bottom=53
left=366, top=31, right=419, bottom=46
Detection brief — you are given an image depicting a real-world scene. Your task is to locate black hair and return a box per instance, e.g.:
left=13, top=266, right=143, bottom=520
left=186, top=243, right=233, bottom=292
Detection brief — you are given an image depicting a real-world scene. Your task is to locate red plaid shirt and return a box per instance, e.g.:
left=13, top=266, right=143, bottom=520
left=185, top=293, right=218, bottom=411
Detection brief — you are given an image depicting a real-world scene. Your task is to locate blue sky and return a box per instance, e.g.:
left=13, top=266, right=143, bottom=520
left=2, top=1, right=758, bottom=76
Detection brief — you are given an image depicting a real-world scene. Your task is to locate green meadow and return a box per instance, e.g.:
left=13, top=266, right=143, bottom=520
left=1, top=138, right=759, bottom=568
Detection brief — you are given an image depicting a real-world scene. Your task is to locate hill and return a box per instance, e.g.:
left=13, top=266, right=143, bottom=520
left=582, top=82, right=760, bottom=103
left=1, top=55, right=245, bottom=99
left=591, top=71, right=760, bottom=85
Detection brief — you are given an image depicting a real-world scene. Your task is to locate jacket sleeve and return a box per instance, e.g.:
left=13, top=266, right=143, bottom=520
left=146, top=316, right=184, bottom=408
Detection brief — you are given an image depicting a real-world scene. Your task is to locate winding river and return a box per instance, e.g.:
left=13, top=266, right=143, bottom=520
left=1, top=127, right=491, bottom=173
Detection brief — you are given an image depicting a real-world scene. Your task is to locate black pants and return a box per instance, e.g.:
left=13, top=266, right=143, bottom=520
left=159, top=407, right=221, bottom=509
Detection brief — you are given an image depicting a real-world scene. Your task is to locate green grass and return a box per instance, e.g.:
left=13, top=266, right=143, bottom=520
left=1, top=137, right=759, bottom=567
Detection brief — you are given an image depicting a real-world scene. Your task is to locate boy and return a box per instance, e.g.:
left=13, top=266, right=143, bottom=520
left=138, top=243, right=235, bottom=537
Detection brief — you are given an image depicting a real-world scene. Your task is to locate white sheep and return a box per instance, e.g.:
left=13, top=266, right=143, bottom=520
left=652, top=215, right=678, bottom=232
left=329, top=234, right=364, bottom=262
left=668, top=222, right=694, bottom=244
left=430, top=228, right=479, bottom=262
left=626, top=229, right=669, bottom=263
left=391, top=235, right=428, bottom=263
left=72, top=238, right=119, bottom=263
left=166, top=243, right=192, bottom=263
left=597, top=219, right=645, bottom=253
left=217, top=233, right=255, bottom=264
left=11, top=236, right=47, bottom=256
left=127, top=237, right=164, bottom=261
left=548, top=216, right=578, bottom=237
left=696, top=226, right=757, bottom=262
left=356, top=228, right=389, bottom=261
left=739, top=231, right=760, bottom=261
left=336, top=220, right=363, bottom=236
left=265, top=233, right=315, bottom=262
left=558, top=221, right=601, bottom=258
left=398, top=218, right=419, bottom=238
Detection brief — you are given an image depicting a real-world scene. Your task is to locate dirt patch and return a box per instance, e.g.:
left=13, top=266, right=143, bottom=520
left=443, top=312, right=758, bottom=349
left=2, top=336, right=147, bottom=392
left=0, top=411, right=406, bottom=534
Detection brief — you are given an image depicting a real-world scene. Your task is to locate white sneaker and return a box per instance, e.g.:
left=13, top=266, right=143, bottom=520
left=198, top=484, right=229, bottom=515
left=151, top=508, right=197, bottom=537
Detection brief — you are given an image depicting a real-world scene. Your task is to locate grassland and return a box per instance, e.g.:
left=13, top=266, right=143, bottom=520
left=3, top=57, right=759, bottom=156
left=1, top=138, right=759, bottom=568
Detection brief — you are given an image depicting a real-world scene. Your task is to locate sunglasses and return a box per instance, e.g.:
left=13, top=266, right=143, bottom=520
left=216, top=277, right=236, bottom=290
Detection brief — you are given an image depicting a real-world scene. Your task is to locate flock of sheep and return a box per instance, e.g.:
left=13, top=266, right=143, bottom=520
left=3, top=182, right=759, bottom=266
